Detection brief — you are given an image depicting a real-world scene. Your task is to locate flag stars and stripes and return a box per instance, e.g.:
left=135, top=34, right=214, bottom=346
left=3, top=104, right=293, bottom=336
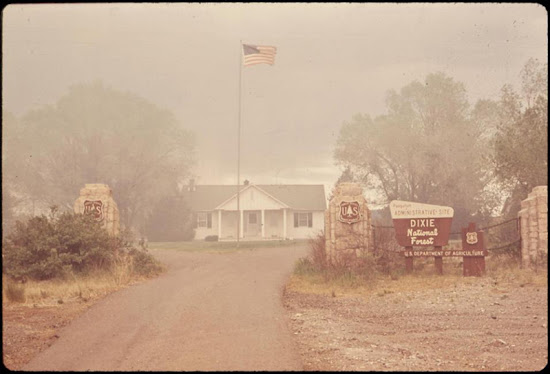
left=242, top=44, right=277, bottom=66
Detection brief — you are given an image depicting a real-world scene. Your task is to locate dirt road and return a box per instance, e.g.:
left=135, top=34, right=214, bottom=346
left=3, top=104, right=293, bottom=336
left=23, top=244, right=308, bottom=371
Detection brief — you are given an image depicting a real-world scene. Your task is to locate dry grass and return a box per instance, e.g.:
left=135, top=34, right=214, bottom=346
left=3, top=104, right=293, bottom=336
left=2, top=255, right=153, bottom=307
left=4, top=281, right=27, bottom=303
left=288, top=255, right=548, bottom=301
left=288, top=270, right=466, bottom=300
left=3, top=275, right=126, bottom=307
left=291, top=232, right=546, bottom=299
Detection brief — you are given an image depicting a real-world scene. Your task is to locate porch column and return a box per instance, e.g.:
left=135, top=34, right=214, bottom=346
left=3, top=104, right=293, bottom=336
left=218, top=210, right=222, bottom=239
left=240, top=210, right=244, bottom=239
left=261, top=209, right=265, bottom=239
left=283, top=208, right=287, bottom=239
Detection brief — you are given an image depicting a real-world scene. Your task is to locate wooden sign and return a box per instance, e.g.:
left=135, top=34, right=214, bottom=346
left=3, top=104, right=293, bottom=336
left=403, top=249, right=487, bottom=257
left=390, top=200, right=454, bottom=247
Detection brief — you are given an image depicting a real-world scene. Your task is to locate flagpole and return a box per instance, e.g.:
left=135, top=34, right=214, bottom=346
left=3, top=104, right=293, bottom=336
left=236, top=40, right=242, bottom=247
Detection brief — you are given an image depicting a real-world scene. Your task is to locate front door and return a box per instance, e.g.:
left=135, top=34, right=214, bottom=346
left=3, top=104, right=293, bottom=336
left=245, top=211, right=261, bottom=237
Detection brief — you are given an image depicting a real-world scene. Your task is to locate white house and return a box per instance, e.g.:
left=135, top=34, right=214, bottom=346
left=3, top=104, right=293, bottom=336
left=180, top=183, right=327, bottom=240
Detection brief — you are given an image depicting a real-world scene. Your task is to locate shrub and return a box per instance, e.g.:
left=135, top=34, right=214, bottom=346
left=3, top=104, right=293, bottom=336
left=2, top=208, right=113, bottom=280
left=204, top=235, right=219, bottom=242
left=2, top=207, right=163, bottom=281
left=309, top=234, right=328, bottom=271
left=128, top=247, right=164, bottom=277
left=294, top=257, right=317, bottom=276
left=299, top=232, right=405, bottom=286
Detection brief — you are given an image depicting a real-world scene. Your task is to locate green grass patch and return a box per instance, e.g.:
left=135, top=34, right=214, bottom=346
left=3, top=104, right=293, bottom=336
left=148, top=239, right=307, bottom=252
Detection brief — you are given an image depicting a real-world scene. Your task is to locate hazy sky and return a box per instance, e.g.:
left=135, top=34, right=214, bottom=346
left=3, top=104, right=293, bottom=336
left=2, top=3, right=547, bottom=197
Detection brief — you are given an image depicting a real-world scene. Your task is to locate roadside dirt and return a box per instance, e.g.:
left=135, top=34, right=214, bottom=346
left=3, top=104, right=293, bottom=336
left=3, top=298, right=95, bottom=370
left=283, top=272, right=548, bottom=371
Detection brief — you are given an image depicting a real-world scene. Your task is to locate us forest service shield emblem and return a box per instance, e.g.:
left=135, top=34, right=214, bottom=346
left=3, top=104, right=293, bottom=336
left=338, top=201, right=361, bottom=224
left=84, top=200, right=103, bottom=221
left=466, top=231, right=478, bottom=245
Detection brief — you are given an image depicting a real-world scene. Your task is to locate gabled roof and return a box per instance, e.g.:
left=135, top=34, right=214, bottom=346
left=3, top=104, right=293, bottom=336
left=214, top=184, right=290, bottom=210
left=180, top=184, right=326, bottom=211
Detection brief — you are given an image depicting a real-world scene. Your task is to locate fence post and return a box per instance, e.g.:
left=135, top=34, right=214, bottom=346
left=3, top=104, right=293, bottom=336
left=434, top=246, right=443, bottom=275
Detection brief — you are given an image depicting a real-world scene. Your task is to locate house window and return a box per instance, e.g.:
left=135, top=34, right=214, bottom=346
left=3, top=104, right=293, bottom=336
left=294, top=212, right=313, bottom=228
left=197, top=212, right=212, bottom=228
left=249, top=213, right=257, bottom=224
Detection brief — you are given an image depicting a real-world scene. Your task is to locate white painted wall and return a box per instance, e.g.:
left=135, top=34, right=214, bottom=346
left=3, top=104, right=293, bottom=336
left=265, top=210, right=283, bottom=238
left=217, top=186, right=286, bottom=211
left=220, top=210, right=238, bottom=239
left=286, top=210, right=325, bottom=240
left=194, top=212, right=218, bottom=240
left=193, top=208, right=325, bottom=241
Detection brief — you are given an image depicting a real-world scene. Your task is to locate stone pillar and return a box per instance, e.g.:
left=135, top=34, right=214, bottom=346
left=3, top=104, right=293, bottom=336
left=325, top=183, right=372, bottom=267
left=74, top=183, right=120, bottom=236
left=518, top=186, right=548, bottom=268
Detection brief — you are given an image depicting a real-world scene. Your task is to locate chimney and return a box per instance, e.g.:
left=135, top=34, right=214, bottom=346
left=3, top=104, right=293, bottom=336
left=244, top=179, right=250, bottom=186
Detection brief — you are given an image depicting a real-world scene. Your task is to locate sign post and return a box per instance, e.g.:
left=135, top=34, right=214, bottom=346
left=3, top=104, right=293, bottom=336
left=404, top=246, right=414, bottom=273
left=461, top=222, right=487, bottom=277
left=434, top=250, right=443, bottom=275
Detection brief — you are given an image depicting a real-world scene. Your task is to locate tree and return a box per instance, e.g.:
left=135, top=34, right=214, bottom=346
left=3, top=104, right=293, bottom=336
left=3, top=82, right=195, bottom=230
left=143, top=196, right=195, bottom=242
left=327, top=166, right=356, bottom=201
left=1, top=110, right=33, bottom=236
left=334, top=72, right=495, bottom=229
left=492, top=59, right=548, bottom=215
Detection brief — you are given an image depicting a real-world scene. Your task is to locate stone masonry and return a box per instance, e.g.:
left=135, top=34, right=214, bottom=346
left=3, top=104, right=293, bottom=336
left=518, top=185, right=547, bottom=268
left=325, top=182, right=373, bottom=267
left=74, top=183, right=120, bottom=236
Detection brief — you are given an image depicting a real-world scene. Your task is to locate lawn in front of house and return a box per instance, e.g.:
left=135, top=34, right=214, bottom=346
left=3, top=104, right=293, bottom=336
left=148, top=238, right=308, bottom=252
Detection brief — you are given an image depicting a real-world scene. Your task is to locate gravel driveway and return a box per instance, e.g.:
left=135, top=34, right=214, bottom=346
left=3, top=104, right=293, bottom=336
left=23, top=244, right=308, bottom=371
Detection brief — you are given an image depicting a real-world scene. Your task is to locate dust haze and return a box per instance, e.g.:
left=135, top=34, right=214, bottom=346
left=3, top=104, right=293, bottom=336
left=2, top=2, right=547, bottom=206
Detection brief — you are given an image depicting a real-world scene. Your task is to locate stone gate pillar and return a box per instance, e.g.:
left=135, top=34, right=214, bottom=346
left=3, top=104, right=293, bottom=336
left=325, top=182, right=373, bottom=267
left=518, top=185, right=548, bottom=268
left=74, top=183, right=120, bottom=236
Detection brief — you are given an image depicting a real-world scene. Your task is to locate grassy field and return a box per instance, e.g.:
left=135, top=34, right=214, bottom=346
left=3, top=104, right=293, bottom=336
left=148, top=239, right=308, bottom=252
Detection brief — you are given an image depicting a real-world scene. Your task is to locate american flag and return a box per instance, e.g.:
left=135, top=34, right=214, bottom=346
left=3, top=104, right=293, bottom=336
left=242, top=44, right=277, bottom=66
